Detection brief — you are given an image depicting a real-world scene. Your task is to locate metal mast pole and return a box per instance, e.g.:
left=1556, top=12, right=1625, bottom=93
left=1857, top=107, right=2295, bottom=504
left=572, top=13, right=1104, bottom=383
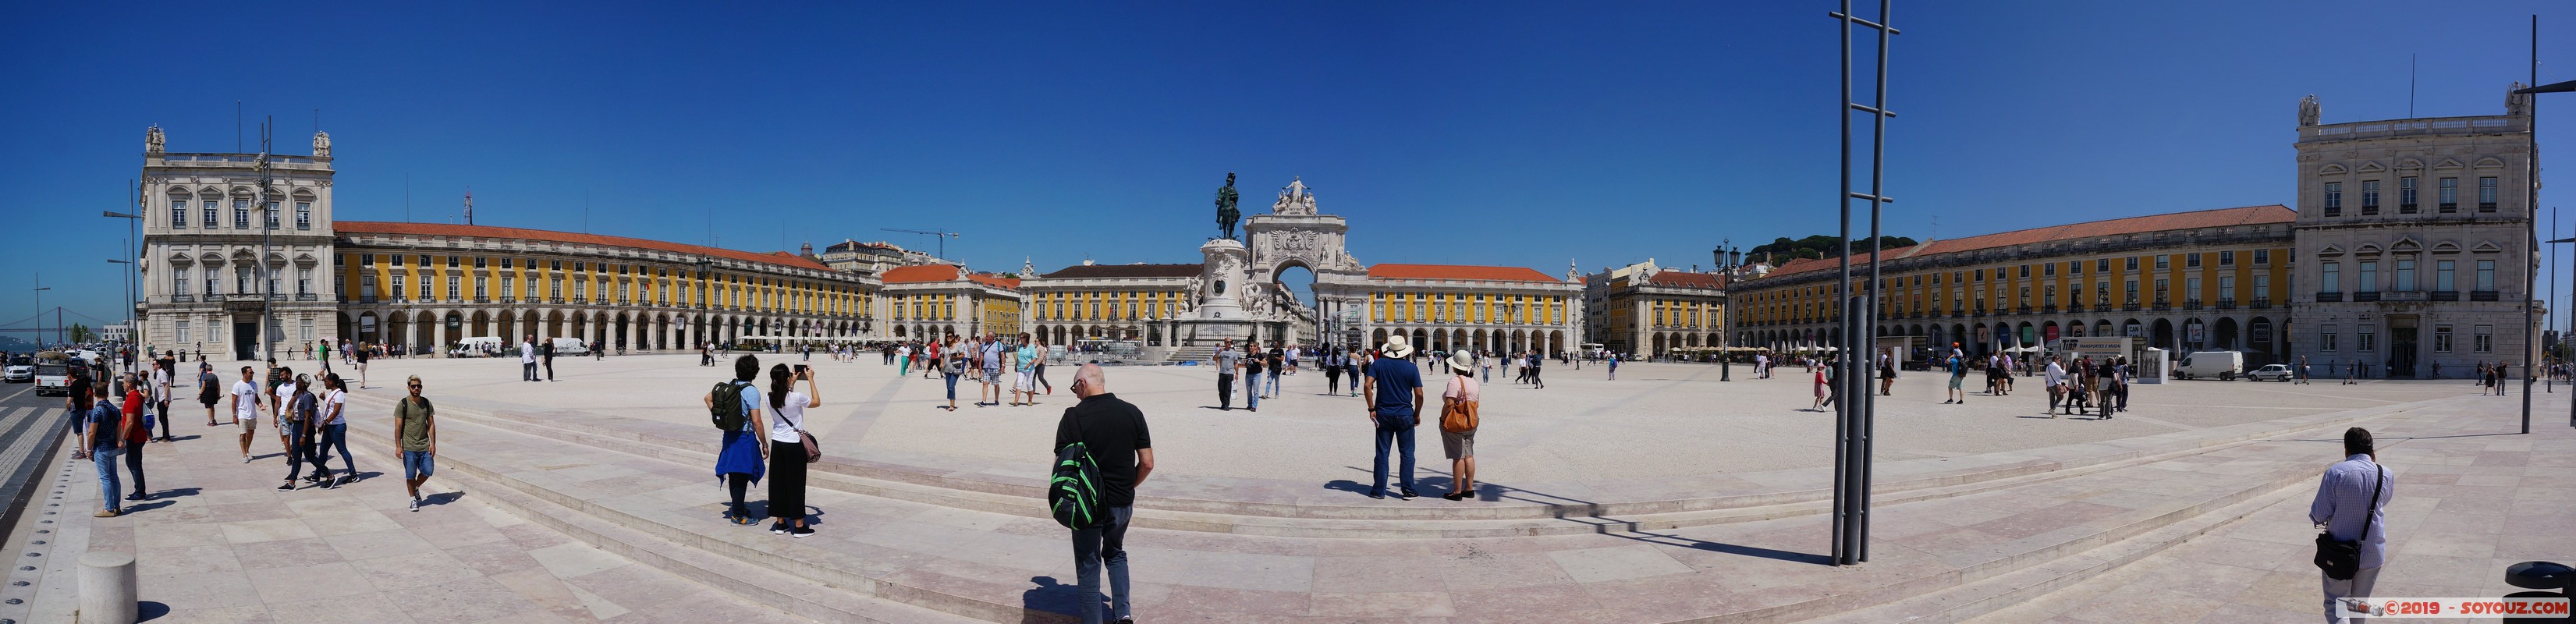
left=258, top=119, right=275, bottom=363
left=1828, top=0, right=1897, bottom=566
left=2524, top=15, right=2536, bottom=434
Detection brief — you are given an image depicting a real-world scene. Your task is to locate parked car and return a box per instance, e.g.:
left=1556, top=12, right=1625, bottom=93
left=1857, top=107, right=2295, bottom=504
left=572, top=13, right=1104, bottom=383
left=2244, top=363, right=2295, bottom=382
left=2, top=363, right=30, bottom=383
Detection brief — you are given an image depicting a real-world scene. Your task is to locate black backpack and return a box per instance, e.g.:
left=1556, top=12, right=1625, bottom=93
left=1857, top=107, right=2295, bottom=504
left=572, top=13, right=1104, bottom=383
left=709, top=381, right=749, bottom=431
left=1048, top=419, right=1109, bottom=529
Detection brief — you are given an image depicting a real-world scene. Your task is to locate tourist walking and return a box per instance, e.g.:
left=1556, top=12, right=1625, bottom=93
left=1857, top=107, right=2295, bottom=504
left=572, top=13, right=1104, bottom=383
left=2297, top=356, right=2312, bottom=385
left=396, top=375, right=439, bottom=511
left=979, top=335, right=1006, bottom=407
left=315, top=374, right=353, bottom=487
left=1438, top=350, right=1480, bottom=501
left=1056, top=364, right=1152, bottom=624
left=2311, top=427, right=2393, bottom=623
left=280, top=374, right=322, bottom=491
left=1325, top=347, right=1345, bottom=395
left=2043, top=356, right=2066, bottom=414
left=1525, top=350, right=1545, bottom=389
left=765, top=363, right=821, bottom=537
left=1213, top=339, right=1240, bottom=410
left=1877, top=351, right=1896, bottom=395
left=705, top=355, right=769, bottom=526
left=1944, top=353, right=1967, bottom=405
left=353, top=342, right=371, bottom=388
left=1242, top=343, right=1265, bottom=412
left=541, top=337, right=557, bottom=381
left=119, top=374, right=150, bottom=501
left=271, top=367, right=301, bottom=460
left=1606, top=353, right=1619, bottom=381
left=76, top=382, right=124, bottom=517
left=1363, top=335, right=1425, bottom=500
left=1264, top=344, right=1285, bottom=398
left=1031, top=336, right=1054, bottom=395
left=198, top=363, right=222, bottom=427
left=1013, top=333, right=1040, bottom=406
left=230, top=366, right=260, bottom=462
left=151, top=360, right=173, bottom=442
left=896, top=342, right=913, bottom=376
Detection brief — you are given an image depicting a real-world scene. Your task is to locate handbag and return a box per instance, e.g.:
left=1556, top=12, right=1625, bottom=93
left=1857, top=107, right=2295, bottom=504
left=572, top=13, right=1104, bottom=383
left=1439, top=378, right=1479, bottom=434
left=779, top=402, right=822, bottom=463
left=2313, top=466, right=2386, bottom=580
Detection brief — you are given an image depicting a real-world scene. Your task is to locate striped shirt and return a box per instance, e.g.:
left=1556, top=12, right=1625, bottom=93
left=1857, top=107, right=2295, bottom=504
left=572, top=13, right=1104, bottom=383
left=2308, top=455, right=2394, bottom=569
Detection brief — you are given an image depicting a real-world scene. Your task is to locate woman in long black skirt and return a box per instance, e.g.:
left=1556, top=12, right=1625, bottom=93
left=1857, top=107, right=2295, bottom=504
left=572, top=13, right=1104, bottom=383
left=766, top=363, right=821, bottom=537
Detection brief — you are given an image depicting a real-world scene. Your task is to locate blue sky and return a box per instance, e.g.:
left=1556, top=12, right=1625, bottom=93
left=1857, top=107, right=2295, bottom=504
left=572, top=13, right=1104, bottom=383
left=4, top=1, right=2573, bottom=335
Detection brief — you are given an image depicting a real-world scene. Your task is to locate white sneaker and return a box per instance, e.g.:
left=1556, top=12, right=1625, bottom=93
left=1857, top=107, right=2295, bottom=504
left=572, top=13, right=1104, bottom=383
left=408, top=498, right=421, bottom=512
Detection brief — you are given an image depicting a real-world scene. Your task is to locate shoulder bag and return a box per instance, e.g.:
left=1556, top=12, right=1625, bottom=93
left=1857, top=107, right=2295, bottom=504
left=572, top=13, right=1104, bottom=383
left=782, top=400, right=822, bottom=463
left=1439, top=378, right=1479, bottom=434
left=2313, top=466, right=2386, bottom=580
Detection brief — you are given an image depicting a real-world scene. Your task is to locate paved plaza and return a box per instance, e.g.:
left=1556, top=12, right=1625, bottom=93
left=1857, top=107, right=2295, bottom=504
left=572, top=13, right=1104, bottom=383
left=5, top=353, right=2566, bottom=623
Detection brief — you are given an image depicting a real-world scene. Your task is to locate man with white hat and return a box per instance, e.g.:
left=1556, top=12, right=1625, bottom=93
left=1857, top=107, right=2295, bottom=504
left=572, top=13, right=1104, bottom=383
left=1362, top=335, right=1426, bottom=500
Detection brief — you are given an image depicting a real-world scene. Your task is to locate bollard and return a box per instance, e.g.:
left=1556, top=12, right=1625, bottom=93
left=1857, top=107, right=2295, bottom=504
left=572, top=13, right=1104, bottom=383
left=77, top=551, right=136, bottom=624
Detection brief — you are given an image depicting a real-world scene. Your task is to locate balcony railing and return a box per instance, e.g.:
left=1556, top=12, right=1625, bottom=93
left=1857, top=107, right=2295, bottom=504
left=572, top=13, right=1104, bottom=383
left=474, top=297, right=490, bottom=303
left=2315, top=292, right=2342, bottom=302
left=2039, top=305, right=2057, bottom=314
left=2379, top=291, right=2427, bottom=302
left=2124, top=303, right=2141, bottom=311
left=2251, top=298, right=2273, bottom=309
left=171, top=295, right=194, bottom=303
left=2471, top=290, right=2500, bottom=301
left=2017, top=305, right=2035, bottom=314
left=2216, top=298, right=2235, bottom=310
left=2152, top=301, right=2172, bottom=311
left=2353, top=292, right=2381, bottom=303
left=2431, top=291, right=2459, bottom=302
left=296, top=293, right=318, bottom=302
left=2183, top=300, right=2203, bottom=310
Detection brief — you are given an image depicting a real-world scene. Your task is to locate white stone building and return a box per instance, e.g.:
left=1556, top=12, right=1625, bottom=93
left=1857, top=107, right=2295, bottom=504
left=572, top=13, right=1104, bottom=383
left=2290, top=87, right=2543, bottom=378
left=137, top=126, right=342, bottom=361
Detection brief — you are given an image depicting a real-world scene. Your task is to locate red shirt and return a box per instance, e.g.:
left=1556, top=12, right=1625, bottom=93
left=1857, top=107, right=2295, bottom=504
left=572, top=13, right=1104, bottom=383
left=122, top=389, right=150, bottom=443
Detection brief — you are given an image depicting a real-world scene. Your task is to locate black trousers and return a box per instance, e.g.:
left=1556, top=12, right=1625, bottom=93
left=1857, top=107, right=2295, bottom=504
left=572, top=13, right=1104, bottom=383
left=544, top=358, right=555, bottom=381
left=122, top=441, right=146, bottom=495
left=768, top=439, right=808, bottom=521
left=1217, top=374, right=1236, bottom=409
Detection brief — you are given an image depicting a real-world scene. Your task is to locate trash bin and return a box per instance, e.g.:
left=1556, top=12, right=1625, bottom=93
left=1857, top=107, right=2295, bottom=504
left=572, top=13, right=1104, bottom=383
left=2505, top=562, right=2573, bottom=623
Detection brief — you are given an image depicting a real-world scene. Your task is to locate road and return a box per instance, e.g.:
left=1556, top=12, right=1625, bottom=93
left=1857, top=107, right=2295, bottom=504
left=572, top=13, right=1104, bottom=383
left=0, top=381, right=76, bottom=546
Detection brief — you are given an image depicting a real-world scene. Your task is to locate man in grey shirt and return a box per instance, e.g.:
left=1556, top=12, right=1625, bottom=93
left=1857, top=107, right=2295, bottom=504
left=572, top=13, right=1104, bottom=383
left=2310, top=427, right=2393, bottom=623
left=1212, top=339, right=1239, bottom=410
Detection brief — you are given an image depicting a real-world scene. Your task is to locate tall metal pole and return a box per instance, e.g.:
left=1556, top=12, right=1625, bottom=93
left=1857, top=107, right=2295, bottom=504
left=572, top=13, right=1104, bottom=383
left=1829, top=0, right=1897, bottom=566
left=1858, top=0, right=1893, bottom=562
left=1829, top=0, right=1857, bottom=566
left=258, top=118, right=275, bottom=363
left=2523, top=15, right=2535, bottom=434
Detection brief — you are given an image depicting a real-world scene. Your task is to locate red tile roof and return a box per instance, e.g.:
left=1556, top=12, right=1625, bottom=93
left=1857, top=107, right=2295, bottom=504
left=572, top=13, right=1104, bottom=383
left=880, top=264, right=962, bottom=284
left=878, top=264, right=1021, bottom=291
left=338, top=222, right=832, bottom=271
left=1755, top=204, right=2294, bottom=280
left=1645, top=271, right=1727, bottom=289
left=1368, top=264, right=1563, bottom=283
left=1039, top=263, right=1205, bottom=279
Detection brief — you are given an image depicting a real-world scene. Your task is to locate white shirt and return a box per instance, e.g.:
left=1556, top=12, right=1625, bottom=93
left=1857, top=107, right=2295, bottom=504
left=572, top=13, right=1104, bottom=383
left=768, top=390, right=808, bottom=444
left=151, top=369, right=170, bottom=402
left=520, top=342, right=537, bottom=363
left=231, top=381, right=261, bottom=418
left=2043, top=362, right=2066, bottom=386
left=324, top=389, right=347, bottom=425
left=897, top=346, right=911, bottom=358
left=274, top=382, right=300, bottom=424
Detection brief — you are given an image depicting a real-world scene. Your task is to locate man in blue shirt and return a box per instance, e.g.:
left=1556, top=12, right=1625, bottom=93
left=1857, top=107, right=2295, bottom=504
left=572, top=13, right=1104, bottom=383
left=1361, top=335, right=1425, bottom=500
left=2311, top=427, right=2393, bottom=623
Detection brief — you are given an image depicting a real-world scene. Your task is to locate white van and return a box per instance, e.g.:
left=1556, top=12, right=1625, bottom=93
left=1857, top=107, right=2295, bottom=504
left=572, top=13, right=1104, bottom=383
left=548, top=337, right=590, bottom=356
left=2173, top=350, right=2246, bottom=381
left=452, top=336, right=504, bottom=357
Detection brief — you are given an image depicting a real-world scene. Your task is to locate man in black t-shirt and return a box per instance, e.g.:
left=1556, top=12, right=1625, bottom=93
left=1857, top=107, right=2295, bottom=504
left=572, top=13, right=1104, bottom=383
left=1053, top=364, right=1152, bottom=624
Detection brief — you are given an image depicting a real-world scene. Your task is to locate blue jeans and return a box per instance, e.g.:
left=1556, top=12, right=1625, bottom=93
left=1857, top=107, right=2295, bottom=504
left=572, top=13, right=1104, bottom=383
left=944, top=373, right=960, bottom=400
left=1371, top=424, right=1417, bottom=496
left=1070, top=506, right=1134, bottom=624
left=320, top=423, right=354, bottom=477
left=1246, top=379, right=1260, bottom=410
left=92, top=448, right=122, bottom=513
left=1265, top=371, right=1282, bottom=397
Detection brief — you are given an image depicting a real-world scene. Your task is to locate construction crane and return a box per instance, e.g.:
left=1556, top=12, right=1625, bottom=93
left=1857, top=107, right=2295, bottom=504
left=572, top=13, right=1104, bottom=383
left=880, top=228, right=961, bottom=261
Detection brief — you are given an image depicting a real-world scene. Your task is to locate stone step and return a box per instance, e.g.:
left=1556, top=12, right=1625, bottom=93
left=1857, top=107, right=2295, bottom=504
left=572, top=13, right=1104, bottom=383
left=346, top=392, right=2441, bottom=537
left=340, top=406, right=1045, bottom=623
left=335, top=392, right=2404, bottom=623
left=1798, top=467, right=2313, bottom=624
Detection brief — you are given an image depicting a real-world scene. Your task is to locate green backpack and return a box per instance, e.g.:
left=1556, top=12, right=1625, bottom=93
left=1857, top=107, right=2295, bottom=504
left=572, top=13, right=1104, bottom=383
left=1048, top=418, right=1109, bottom=529
left=709, top=381, right=749, bottom=431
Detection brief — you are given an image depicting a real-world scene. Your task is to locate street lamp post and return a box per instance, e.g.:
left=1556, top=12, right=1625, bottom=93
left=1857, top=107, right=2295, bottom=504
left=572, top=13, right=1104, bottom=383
left=106, top=209, right=141, bottom=370
left=107, top=258, right=131, bottom=368
left=2511, top=23, right=2572, bottom=430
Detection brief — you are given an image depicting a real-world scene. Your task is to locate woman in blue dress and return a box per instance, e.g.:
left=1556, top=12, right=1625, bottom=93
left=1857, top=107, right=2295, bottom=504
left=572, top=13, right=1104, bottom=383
left=704, top=354, right=768, bottom=526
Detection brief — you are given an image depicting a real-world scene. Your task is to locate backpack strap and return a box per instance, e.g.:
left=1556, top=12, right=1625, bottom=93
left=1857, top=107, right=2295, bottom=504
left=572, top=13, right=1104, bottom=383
left=2358, top=464, right=2386, bottom=542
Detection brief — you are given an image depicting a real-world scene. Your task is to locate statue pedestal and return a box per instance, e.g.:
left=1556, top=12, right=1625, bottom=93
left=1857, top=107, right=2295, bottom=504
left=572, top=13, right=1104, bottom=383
left=1184, top=239, right=1257, bottom=346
